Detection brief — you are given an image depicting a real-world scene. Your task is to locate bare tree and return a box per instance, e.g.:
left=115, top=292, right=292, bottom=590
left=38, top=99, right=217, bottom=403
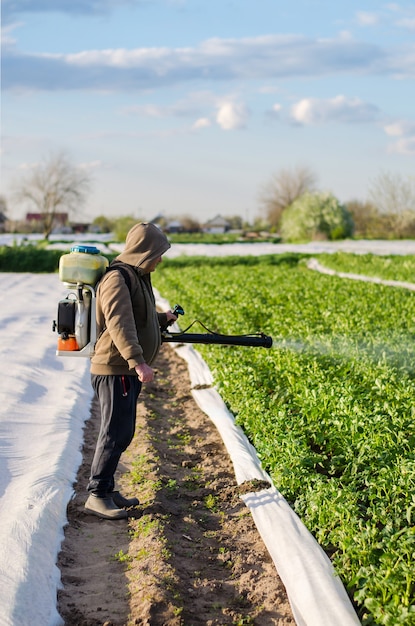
left=345, top=200, right=380, bottom=238
left=369, top=171, right=415, bottom=214
left=0, top=195, right=7, bottom=214
left=13, top=152, right=92, bottom=239
left=369, top=171, right=415, bottom=238
left=260, top=165, right=317, bottom=230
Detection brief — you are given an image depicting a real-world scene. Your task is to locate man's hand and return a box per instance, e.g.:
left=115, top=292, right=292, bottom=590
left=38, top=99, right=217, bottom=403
left=135, top=363, right=154, bottom=383
left=165, top=310, right=178, bottom=324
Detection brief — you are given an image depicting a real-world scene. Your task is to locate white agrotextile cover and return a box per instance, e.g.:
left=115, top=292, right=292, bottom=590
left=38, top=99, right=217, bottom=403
left=0, top=273, right=93, bottom=626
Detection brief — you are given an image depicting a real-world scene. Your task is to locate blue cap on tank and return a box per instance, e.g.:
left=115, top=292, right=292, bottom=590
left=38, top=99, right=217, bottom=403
left=70, top=245, right=100, bottom=254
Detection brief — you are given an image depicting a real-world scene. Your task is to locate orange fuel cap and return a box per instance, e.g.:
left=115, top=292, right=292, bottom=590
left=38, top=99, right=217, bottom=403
left=57, top=336, right=79, bottom=351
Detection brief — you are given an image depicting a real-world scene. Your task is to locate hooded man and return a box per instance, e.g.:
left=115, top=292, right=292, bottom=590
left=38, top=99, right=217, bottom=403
left=85, top=222, right=177, bottom=520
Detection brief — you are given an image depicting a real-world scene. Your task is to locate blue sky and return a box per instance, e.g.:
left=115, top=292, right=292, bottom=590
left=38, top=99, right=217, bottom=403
left=2, top=0, right=415, bottom=224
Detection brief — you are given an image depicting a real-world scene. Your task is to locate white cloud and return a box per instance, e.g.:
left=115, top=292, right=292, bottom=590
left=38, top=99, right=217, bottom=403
left=78, top=160, right=106, bottom=171
left=123, top=104, right=167, bottom=117
left=338, top=30, right=354, bottom=40
left=2, top=0, right=144, bottom=20
left=192, top=117, right=211, bottom=130
left=122, top=92, right=217, bottom=119
left=266, top=103, right=283, bottom=120
left=356, top=11, right=380, bottom=26
left=386, top=3, right=400, bottom=11
left=118, top=90, right=256, bottom=134
left=216, top=101, right=249, bottom=130
left=395, top=17, right=415, bottom=30
left=3, top=34, right=390, bottom=92
left=383, top=119, right=415, bottom=154
left=384, top=122, right=403, bottom=136
left=384, top=120, right=415, bottom=136
left=387, top=137, right=415, bottom=154
left=18, top=161, right=39, bottom=170
left=258, top=85, right=280, bottom=94
left=120, top=92, right=250, bottom=131
left=1, top=21, right=22, bottom=47
left=290, top=95, right=380, bottom=125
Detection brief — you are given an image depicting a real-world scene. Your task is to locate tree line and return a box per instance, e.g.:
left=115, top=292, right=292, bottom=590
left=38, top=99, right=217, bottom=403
left=260, top=166, right=415, bottom=241
left=2, top=153, right=415, bottom=241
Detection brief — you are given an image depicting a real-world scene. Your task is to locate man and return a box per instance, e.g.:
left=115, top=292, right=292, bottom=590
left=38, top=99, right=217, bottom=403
left=85, top=222, right=177, bottom=520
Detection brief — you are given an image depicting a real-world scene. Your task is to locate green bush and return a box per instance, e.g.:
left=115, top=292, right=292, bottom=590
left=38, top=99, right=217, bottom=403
left=0, top=245, right=118, bottom=273
left=0, top=245, right=63, bottom=273
left=113, top=216, right=138, bottom=242
left=281, top=192, right=354, bottom=242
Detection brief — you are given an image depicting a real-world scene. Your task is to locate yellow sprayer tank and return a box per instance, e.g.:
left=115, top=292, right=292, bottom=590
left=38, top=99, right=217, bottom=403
left=59, top=245, right=108, bottom=285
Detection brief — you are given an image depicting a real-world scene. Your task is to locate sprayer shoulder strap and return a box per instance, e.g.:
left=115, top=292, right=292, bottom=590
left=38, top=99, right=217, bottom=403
left=104, top=262, right=133, bottom=293
left=95, top=262, right=135, bottom=344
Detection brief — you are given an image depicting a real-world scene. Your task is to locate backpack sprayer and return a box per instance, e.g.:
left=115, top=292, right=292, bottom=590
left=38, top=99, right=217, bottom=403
left=53, top=245, right=109, bottom=357
left=53, top=246, right=273, bottom=357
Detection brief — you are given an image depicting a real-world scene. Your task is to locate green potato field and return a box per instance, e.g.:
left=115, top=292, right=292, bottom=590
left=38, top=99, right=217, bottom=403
left=154, top=254, right=415, bottom=626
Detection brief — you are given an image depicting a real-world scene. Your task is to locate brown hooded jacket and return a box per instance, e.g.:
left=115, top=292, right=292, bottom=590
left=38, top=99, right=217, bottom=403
left=90, top=223, right=171, bottom=376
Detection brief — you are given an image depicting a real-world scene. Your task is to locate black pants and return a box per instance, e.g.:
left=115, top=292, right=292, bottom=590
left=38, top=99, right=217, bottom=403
left=87, top=374, right=142, bottom=496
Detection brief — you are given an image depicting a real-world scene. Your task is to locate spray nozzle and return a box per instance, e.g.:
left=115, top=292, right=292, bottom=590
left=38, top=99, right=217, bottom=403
left=161, top=304, right=185, bottom=332
left=172, top=304, right=185, bottom=317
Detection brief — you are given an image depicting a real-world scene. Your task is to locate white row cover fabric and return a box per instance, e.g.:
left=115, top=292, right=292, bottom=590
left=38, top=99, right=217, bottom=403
left=307, top=257, right=415, bottom=291
left=157, top=292, right=360, bottom=626
left=0, top=274, right=93, bottom=626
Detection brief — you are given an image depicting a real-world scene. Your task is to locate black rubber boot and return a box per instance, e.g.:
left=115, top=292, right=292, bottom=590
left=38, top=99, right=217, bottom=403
left=84, top=494, right=128, bottom=520
left=109, top=491, right=140, bottom=508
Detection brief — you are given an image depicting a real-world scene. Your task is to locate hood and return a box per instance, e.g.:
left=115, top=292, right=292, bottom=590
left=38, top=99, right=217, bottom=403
left=116, top=222, right=170, bottom=272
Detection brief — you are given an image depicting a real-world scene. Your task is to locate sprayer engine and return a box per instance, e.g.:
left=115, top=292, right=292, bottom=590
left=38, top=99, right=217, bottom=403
left=53, top=284, right=95, bottom=355
left=53, top=244, right=108, bottom=357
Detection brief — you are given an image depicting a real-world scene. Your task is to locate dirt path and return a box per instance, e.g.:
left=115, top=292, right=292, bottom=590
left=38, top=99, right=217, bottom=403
left=57, top=345, right=295, bottom=625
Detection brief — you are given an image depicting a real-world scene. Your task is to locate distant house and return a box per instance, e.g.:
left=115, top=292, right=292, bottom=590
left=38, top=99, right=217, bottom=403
left=165, top=220, right=183, bottom=234
left=26, top=212, right=69, bottom=231
left=71, top=222, right=91, bottom=234
left=150, top=213, right=170, bottom=231
left=202, top=214, right=231, bottom=234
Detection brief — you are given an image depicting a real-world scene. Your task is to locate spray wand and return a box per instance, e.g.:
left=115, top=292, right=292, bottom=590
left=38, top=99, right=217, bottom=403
left=161, top=304, right=272, bottom=349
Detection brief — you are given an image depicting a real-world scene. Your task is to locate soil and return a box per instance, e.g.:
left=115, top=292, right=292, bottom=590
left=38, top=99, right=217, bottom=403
left=57, top=344, right=295, bottom=626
